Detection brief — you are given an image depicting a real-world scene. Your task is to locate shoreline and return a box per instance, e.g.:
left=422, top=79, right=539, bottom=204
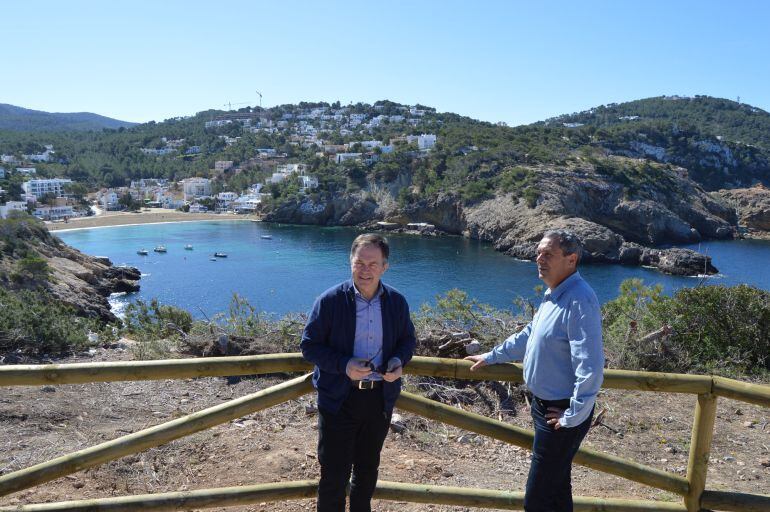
left=46, top=209, right=260, bottom=232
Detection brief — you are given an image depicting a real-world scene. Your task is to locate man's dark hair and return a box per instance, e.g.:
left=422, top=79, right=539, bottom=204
left=350, top=233, right=390, bottom=261
left=542, top=229, right=583, bottom=264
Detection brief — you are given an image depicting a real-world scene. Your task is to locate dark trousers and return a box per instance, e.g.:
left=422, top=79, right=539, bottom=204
left=524, top=397, right=593, bottom=512
left=317, top=389, right=391, bottom=512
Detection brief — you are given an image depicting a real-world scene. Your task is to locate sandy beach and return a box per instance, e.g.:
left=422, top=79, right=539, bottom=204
left=45, top=209, right=260, bottom=232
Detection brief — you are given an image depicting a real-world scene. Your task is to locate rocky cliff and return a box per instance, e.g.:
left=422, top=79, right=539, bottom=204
left=713, top=185, right=770, bottom=237
left=0, top=215, right=140, bottom=323
left=263, top=159, right=739, bottom=276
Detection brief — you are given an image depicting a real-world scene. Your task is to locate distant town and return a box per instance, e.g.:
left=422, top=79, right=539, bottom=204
left=0, top=103, right=438, bottom=222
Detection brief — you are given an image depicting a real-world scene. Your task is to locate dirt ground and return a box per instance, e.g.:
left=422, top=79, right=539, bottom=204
left=1, top=347, right=768, bottom=511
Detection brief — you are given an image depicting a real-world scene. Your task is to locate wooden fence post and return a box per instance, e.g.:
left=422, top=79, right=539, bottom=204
left=684, top=392, right=717, bottom=512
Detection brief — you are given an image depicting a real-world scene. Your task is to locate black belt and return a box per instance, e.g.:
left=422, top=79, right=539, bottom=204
left=530, top=393, right=570, bottom=409
left=351, top=380, right=382, bottom=390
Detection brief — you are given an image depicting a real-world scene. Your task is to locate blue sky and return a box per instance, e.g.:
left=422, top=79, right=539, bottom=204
left=4, top=0, right=770, bottom=125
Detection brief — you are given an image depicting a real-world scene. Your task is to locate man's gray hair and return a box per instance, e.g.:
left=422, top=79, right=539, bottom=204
left=542, top=229, right=583, bottom=263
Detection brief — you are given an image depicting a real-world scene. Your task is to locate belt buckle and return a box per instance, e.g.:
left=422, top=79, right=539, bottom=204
left=358, top=380, right=373, bottom=390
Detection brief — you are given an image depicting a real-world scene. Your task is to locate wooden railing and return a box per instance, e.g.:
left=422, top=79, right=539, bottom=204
left=0, top=355, right=768, bottom=511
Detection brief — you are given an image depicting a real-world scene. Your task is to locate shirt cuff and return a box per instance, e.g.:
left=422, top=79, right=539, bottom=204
left=482, top=351, right=497, bottom=365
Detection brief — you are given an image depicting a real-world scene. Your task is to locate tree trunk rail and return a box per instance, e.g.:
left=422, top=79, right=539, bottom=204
left=0, top=355, right=768, bottom=511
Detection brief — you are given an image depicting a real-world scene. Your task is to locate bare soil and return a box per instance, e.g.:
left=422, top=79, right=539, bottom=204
left=1, top=347, right=768, bottom=511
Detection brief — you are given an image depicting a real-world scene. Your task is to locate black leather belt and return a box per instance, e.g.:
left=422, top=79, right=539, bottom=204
left=351, top=380, right=382, bottom=390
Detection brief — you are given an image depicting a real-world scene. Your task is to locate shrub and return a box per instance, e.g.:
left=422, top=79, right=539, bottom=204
left=0, top=288, right=101, bottom=355
left=603, top=279, right=770, bottom=375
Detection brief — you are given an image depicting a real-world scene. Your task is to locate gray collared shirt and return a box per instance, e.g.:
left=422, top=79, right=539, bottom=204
left=352, top=283, right=384, bottom=381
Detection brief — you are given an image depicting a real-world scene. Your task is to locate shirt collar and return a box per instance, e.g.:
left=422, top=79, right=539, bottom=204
left=352, top=282, right=384, bottom=300
left=544, top=271, right=582, bottom=301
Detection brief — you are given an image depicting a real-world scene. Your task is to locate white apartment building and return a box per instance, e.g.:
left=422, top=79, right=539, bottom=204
left=16, top=167, right=37, bottom=175
left=233, top=193, right=262, bottom=213
left=22, top=178, right=73, bottom=199
left=33, top=205, right=74, bottom=221
left=181, top=178, right=211, bottom=200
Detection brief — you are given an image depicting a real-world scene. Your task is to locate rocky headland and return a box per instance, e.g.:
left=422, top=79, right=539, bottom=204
left=0, top=216, right=140, bottom=322
left=264, top=159, right=741, bottom=276
left=713, top=184, right=770, bottom=239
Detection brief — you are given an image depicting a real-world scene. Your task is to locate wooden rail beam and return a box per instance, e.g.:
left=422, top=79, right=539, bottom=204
left=684, top=393, right=718, bottom=512
left=700, top=489, right=770, bottom=512
left=0, top=480, right=688, bottom=511
left=396, top=391, right=690, bottom=496
left=0, top=374, right=314, bottom=498
left=712, top=376, right=770, bottom=408
left=0, top=354, right=313, bottom=386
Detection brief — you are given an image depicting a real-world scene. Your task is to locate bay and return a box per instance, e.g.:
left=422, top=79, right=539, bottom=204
left=56, top=221, right=770, bottom=318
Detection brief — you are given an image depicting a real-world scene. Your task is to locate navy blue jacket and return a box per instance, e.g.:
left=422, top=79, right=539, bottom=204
left=300, top=279, right=416, bottom=414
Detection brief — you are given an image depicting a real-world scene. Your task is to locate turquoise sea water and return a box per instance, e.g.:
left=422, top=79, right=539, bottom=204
left=56, top=221, right=770, bottom=318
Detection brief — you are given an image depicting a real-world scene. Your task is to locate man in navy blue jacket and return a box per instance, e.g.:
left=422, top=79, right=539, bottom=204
left=301, top=233, right=416, bottom=512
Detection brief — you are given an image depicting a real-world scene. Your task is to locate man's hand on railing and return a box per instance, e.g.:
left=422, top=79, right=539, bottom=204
left=464, top=355, right=489, bottom=371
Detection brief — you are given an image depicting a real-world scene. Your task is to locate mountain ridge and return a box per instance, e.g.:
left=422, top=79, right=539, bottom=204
left=0, top=103, right=137, bottom=132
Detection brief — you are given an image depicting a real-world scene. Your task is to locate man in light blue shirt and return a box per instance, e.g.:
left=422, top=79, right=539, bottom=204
left=466, top=229, right=604, bottom=512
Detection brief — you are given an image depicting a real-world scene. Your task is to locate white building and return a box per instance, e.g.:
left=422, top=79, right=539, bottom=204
left=33, top=205, right=74, bottom=221
left=204, top=119, right=232, bottom=129
left=418, top=134, right=437, bottom=150
left=188, top=203, right=208, bottom=213
left=215, top=192, right=239, bottom=212
left=336, top=153, right=362, bottom=164
left=277, top=163, right=308, bottom=175
left=359, top=140, right=383, bottom=150
left=22, top=178, right=73, bottom=199
left=299, top=175, right=319, bottom=191
left=181, top=178, right=211, bottom=200
left=23, top=149, right=54, bottom=162
left=1, top=154, right=19, bottom=164
left=233, top=193, right=262, bottom=213
left=0, top=201, right=27, bottom=219
left=215, top=161, right=234, bottom=171
left=98, top=190, right=120, bottom=210
left=140, top=147, right=177, bottom=156
left=16, top=167, right=37, bottom=176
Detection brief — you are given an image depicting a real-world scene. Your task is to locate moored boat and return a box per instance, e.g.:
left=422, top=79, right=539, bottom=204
left=213, top=252, right=227, bottom=258
left=154, top=245, right=167, bottom=253
left=184, top=244, right=194, bottom=250
left=137, top=249, right=149, bottom=256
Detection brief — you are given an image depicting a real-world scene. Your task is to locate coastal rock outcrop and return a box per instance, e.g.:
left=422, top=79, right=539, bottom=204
left=0, top=217, right=141, bottom=323
left=714, top=185, right=770, bottom=235
left=264, top=160, right=737, bottom=276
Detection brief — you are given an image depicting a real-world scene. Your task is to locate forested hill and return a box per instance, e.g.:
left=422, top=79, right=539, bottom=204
left=1, top=96, right=769, bottom=196
left=545, top=95, right=770, bottom=150
left=0, top=104, right=136, bottom=132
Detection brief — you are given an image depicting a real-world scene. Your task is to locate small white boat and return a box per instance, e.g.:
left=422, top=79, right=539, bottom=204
left=154, top=245, right=167, bottom=253
left=137, top=249, right=149, bottom=256
left=213, top=252, right=227, bottom=258
left=184, top=244, right=194, bottom=250
left=260, top=235, right=272, bottom=240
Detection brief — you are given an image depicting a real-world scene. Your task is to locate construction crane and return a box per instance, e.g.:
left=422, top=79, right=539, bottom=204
left=256, top=91, right=263, bottom=108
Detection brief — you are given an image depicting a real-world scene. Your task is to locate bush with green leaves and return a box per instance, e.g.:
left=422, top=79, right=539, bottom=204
left=603, top=279, right=770, bottom=375
left=123, top=298, right=193, bottom=341
left=0, top=287, right=104, bottom=355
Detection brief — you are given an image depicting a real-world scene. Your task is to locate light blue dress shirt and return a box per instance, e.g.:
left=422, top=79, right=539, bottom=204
left=484, top=272, right=604, bottom=427
left=353, top=284, right=385, bottom=381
